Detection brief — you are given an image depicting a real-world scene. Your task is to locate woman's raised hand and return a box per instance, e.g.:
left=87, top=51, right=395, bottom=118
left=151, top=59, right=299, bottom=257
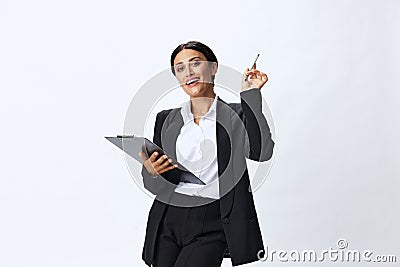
left=241, top=63, right=268, bottom=92
left=139, top=151, right=178, bottom=177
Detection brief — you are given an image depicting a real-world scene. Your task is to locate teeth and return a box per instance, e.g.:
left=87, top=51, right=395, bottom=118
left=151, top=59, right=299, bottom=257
left=186, top=78, right=199, bottom=85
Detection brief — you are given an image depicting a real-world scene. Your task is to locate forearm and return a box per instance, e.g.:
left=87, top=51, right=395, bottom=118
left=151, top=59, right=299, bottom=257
left=240, top=88, right=275, bottom=161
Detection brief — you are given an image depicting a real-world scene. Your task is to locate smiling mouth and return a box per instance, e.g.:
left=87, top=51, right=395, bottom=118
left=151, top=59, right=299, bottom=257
left=186, top=78, right=200, bottom=86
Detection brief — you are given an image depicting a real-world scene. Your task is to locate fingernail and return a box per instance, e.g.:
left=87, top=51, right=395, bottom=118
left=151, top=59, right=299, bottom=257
left=154, top=152, right=158, bottom=155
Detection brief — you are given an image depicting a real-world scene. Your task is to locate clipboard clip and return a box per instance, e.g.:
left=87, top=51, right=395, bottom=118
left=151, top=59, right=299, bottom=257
left=116, top=134, right=135, bottom=138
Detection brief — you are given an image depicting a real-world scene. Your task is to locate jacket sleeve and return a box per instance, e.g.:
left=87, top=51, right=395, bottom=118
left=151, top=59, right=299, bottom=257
left=240, top=88, right=275, bottom=162
left=141, top=111, right=176, bottom=195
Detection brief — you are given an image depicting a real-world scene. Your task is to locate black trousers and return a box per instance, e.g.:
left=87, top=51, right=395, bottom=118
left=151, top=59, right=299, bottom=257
left=152, top=193, right=227, bottom=267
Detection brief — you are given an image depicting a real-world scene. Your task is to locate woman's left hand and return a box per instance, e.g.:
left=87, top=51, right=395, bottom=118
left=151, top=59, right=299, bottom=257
left=241, top=63, right=268, bottom=92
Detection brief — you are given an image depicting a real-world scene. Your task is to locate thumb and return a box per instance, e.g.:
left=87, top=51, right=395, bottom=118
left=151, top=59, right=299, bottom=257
left=138, top=152, right=146, bottom=163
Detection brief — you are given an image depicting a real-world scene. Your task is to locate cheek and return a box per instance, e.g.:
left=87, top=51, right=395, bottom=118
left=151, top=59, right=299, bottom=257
left=198, top=65, right=210, bottom=75
left=199, top=67, right=213, bottom=83
left=175, top=73, right=186, bottom=84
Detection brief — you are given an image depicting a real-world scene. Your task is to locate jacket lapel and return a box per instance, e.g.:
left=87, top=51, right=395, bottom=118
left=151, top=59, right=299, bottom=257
left=161, top=108, right=183, bottom=160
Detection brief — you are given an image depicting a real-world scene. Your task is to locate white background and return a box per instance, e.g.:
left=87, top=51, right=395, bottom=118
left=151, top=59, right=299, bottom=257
left=0, top=0, right=399, bottom=266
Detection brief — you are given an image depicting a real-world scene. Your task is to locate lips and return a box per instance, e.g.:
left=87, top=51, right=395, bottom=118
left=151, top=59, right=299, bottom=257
left=186, top=77, right=200, bottom=85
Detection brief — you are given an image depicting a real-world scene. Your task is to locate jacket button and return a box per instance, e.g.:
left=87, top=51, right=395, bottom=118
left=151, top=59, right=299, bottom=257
left=222, top=217, right=230, bottom=224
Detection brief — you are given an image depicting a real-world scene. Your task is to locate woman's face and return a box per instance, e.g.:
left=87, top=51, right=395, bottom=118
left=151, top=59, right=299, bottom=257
left=173, top=49, right=217, bottom=98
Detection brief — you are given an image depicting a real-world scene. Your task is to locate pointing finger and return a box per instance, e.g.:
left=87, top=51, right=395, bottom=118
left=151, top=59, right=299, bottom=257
left=246, top=69, right=260, bottom=75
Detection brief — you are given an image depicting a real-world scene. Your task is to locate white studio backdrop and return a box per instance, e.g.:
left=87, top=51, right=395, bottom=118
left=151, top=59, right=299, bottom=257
left=0, top=0, right=399, bottom=266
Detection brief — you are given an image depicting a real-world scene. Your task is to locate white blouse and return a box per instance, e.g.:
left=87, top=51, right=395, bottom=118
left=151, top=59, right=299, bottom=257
left=174, top=94, right=220, bottom=199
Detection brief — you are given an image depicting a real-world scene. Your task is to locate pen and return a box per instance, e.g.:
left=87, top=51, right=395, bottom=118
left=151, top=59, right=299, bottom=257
left=244, top=53, right=260, bottom=82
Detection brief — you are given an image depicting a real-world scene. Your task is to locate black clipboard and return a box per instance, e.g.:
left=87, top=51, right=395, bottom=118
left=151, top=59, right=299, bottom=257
left=105, top=135, right=205, bottom=185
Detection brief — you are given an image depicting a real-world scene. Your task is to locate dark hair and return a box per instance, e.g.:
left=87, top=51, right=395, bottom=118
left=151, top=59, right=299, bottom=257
left=170, top=41, right=218, bottom=82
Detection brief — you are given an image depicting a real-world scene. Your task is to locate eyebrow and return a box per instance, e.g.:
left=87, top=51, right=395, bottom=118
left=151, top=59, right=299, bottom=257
left=175, top=56, right=202, bottom=65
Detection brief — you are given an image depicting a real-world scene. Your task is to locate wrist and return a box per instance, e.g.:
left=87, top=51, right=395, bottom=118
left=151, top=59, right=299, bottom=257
left=241, top=87, right=259, bottom=92
left=142, top=165, right=159, bottom=178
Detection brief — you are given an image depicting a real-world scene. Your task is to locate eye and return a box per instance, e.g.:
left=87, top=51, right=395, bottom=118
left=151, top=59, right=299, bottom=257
left=191, top=61, right=201, bottom=67
left=176, top=65, right=184, bottom=72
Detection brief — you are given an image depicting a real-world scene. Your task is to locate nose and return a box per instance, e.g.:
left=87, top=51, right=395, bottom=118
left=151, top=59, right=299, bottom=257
left=185, top=62, right=195, bottom=77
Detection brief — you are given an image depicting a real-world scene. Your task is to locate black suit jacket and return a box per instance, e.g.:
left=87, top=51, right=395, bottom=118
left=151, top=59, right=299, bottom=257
left=141, top=88, right=275, bottom=266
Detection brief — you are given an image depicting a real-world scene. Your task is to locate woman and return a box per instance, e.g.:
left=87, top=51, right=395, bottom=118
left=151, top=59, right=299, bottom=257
left=139, top=41, right=274, bottom=267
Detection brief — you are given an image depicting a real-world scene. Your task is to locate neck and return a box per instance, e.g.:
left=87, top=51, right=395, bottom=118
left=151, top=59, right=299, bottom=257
left=190, top=90, right=216, bottom=118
